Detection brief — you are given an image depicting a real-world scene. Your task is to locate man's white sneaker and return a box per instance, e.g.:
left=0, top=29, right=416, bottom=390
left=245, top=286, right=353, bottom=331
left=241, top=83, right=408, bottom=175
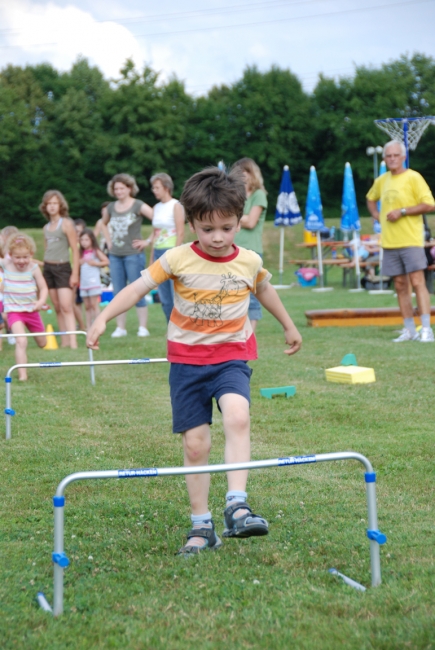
left=137, top=327, right=150, bottom=337
left=7, top=336, right=16, bottom=345
left=111, top=327, right=127, bottom=338
left=393, top=329, right=420, bottom=342
left=420, top=327, right=434, bottom=342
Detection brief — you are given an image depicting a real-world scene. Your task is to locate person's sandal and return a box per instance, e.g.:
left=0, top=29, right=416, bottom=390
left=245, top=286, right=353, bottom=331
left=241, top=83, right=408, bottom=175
left=177, top=521, right=222, bottom=556
left=223, top=502, right=269, bottom=538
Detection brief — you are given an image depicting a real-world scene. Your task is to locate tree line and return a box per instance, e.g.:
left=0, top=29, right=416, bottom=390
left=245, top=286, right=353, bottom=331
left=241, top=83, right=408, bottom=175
left=1, top=52, right=435, bottom=227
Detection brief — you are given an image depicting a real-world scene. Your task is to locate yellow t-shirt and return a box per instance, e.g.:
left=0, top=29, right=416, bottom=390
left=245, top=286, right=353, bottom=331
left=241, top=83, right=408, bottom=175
left=366, top=169, right=434, bottom=249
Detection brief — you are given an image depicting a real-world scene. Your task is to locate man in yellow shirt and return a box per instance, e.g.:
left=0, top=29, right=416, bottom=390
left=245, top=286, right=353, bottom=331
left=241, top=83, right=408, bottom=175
left=366, top=140, right=435, bottom=342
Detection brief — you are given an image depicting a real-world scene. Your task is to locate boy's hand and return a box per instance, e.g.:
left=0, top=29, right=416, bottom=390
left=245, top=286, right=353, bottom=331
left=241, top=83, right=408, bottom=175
left=284, top=326, right=302, bottom=356
left=87, top=316, right=106, bottom=350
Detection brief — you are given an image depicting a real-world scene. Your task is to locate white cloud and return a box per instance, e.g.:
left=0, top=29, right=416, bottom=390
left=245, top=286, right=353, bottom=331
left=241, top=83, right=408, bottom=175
left=0, top=1, right=146, bottom=79
left=1, top=0, right=435, bottom=95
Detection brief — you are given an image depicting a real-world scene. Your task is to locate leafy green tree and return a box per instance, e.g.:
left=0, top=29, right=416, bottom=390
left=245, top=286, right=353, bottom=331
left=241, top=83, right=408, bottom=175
left=185, top=66, right=313, bottom=208
left=0, top=65, right=53, bottom=226
left=311, top=53, right=435, bottom=210
left=102, top=60, right=193, bottom=203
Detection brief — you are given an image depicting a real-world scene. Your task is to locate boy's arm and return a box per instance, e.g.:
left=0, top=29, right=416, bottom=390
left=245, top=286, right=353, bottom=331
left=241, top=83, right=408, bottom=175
left=87, top=278, right=149, bottom=349
left=255, top=282, right=302, bottom=356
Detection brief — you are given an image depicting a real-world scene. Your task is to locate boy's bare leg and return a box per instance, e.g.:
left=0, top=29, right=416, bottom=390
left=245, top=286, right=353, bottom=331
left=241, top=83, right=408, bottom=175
left=219, top=393, right=250, bottom=492
left=183, top=424, right=211, bottom=513
left=182, top=424, right=212, bottom=547
left=219, top=392, right=268, bottom=536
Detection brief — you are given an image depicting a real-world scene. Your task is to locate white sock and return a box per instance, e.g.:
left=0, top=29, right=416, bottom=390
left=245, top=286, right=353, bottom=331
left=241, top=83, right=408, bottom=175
left=191, top=512, right=212, bottom=529
left=226, top=490, right=247, bottom=508
left=421, top=314, right=431, bottom=329
left=404, top=318, right=416, bottom=335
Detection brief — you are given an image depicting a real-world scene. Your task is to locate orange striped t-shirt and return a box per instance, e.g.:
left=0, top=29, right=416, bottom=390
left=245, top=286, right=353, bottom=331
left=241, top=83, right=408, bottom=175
left=140, top=242, right=272, bottom=365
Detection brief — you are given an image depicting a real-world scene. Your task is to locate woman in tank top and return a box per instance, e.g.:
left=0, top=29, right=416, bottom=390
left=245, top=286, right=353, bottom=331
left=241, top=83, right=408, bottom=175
left=132, top=173, right=185, bottom=322
left=233, top=158, right=268, bottom=333
left=102, top=174, right=153, bottom=338
left=40, top=190, right=79, bottom=348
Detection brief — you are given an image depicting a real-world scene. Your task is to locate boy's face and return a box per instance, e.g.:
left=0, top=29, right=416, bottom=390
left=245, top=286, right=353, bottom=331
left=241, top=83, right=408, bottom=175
left=189, top=212, right=240, bottom=258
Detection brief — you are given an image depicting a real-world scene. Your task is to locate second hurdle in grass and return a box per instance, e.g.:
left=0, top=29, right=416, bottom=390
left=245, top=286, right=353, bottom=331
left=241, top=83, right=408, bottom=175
left=4, top=357, right=168, bottom=440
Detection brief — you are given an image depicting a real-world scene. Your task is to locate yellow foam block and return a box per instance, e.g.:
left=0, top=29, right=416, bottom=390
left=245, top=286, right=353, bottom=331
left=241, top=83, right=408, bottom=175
left=325, top=365, right=376, bottom=384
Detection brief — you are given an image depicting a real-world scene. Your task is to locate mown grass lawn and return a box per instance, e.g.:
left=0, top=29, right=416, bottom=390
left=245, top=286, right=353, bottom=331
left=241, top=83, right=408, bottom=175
left=0, top=222, right=434, bottom=649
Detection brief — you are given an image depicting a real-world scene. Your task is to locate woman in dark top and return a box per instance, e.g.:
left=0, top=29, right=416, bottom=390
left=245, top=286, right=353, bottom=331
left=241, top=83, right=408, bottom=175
left=102, top=174, right=153, bottom=338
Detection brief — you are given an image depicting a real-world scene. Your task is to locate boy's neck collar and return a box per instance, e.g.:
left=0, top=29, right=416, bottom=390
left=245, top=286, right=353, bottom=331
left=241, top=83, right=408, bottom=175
left=191, top=241, right=239, bottom=262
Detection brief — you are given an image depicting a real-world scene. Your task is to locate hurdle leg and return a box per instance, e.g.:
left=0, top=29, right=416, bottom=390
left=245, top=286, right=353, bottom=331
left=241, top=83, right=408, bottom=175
left=5, top=377, right=14, bottom=440
left=52, top=496, right=69, bottom=616
left=88, top=348, right=96, bottom=386
left=365, top=472, right=386, bottom=587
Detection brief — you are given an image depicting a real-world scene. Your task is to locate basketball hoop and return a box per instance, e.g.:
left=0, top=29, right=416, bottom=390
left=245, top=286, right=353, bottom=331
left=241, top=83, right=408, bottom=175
left=374, top=116, right=435, bottom=166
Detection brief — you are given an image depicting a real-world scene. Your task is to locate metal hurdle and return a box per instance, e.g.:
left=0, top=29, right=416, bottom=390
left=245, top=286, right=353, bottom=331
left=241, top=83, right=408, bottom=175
left=1, top=330, right=96, bottom=385
left=41, top=451, right=386, bottom=616
left=4, top=358, right=167, bottom=440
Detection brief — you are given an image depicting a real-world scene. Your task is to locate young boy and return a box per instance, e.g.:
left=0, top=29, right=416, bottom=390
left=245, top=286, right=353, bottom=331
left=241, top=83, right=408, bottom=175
left=87, top=167, right=302, bottom=555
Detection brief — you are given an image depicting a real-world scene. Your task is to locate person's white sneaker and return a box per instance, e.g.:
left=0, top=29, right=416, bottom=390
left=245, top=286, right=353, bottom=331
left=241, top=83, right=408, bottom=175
left=111, top=327, right=127, bottom=338
left=393, top=329, right=420, bottom=342
left=420, top=327, right=434, bottom=342
left=7, top=336, right=16, bottom=345
left=137, top=326, right=150, bottom=337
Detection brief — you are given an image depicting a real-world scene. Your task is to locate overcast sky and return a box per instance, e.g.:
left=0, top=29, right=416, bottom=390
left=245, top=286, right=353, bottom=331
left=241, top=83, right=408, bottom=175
left=1, top=0, right=434, bottom=96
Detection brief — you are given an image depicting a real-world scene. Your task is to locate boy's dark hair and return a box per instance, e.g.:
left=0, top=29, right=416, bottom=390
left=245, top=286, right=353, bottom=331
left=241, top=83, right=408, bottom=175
left=74, top=218, right=87, bottom=228
left=180, top=166, right=246, bottom=224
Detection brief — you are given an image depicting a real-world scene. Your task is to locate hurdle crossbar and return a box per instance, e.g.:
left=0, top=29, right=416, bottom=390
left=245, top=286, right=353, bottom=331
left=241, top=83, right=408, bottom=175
left=4, top=358, right=167, bottom=440
left=1, top=330, right=96, bottom=386
left=45, top=451, right=386, bottom=616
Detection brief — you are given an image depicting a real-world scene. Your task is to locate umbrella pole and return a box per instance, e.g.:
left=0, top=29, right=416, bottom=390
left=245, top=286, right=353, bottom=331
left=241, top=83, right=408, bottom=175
left=349, top=230, right=365, bottom=293
left=312, top=231, right=333, bottom=292
left=317, top=230, right=324, bottom=287
left=272, top=226, right=293, bottom=290
left=279, top=227, right=284, bottom=285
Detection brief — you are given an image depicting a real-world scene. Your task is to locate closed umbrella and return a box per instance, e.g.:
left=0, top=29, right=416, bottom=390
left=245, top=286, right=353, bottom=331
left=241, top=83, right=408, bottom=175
left=305, top=166, right=332, bottom=292
left=274, top=165, right=302, bottom=288
left=341, top=162, right=364, bottom=292
left=369, top=160, right=393, bottom=294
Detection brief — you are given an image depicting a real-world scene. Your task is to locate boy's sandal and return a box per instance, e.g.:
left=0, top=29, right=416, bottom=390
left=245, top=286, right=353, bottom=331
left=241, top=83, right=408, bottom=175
left=223, top=502, right=269, bottom=539
left=177, top=525, right=222, bottom=557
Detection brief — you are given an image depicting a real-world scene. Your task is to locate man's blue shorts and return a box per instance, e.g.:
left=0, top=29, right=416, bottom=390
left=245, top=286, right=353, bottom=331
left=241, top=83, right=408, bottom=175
left=169, top=360, right=252, bottom=433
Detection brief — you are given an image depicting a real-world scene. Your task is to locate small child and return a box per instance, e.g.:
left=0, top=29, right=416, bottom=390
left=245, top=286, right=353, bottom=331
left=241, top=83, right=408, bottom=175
left=79, top=229, right=109, bottom=330
left=87, top=166, right=302, bottom=555
left=1, top=233, right=48, bottom=381
left=0, top=226, right=19, bottom=345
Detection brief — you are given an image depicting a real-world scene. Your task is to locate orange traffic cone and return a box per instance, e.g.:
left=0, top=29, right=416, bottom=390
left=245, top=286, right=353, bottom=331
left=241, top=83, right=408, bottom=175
left=43, top=323, right=58, bottom=350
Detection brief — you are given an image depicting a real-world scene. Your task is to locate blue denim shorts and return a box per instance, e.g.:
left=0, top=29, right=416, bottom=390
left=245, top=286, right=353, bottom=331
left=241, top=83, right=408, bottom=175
left=169, top=360, right=252, bottom=433
left=109, top=252, right=146, bottom=308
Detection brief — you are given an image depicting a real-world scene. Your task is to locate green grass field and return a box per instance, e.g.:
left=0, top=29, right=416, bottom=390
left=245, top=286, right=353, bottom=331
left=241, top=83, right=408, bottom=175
left=1, top=222, right=434, bottom=649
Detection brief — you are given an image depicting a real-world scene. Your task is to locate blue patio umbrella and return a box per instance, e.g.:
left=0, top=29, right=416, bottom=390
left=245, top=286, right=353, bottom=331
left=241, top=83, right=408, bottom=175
left=274, top=165, right=302, bottom=287
left=304, top=166, right=331, bottom=291
left=374, top=160, right=387, bottom=233
left=305, top=166, right=325, bottom=232
left=341, top=162, right=363, bottom=291
left=370, top=160, right=393, bottom=294
left=341, top=162, right=360, bottom=234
